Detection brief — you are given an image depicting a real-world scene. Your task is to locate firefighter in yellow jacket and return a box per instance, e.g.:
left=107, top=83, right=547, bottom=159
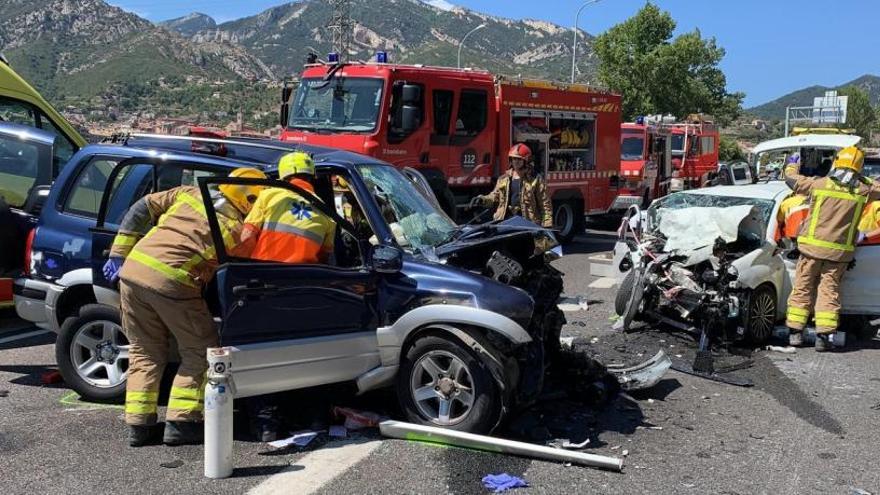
left=785, top=146, right=880, bottom=351
left=470, top=143, right=553, bottom=227
left=102, top=167, right=267, bottom=446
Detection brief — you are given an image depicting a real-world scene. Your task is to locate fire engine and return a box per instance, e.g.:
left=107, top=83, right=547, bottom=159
left=279, top=58, right=621, bottom=241
left=614, top=114, right=719, bottom=209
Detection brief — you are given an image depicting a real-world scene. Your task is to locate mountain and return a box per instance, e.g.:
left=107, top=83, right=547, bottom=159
left=748, top=75, right=880, bottom=120
left=178, top=0, right=596, bottom=82
left=0, top=0, right=274, bottom=100
left=159, top=13, right=217, bottom=37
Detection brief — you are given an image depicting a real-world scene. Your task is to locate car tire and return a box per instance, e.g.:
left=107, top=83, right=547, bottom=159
left=397, top=333, right=500, bottom=434
left=841, top=315, right=877, bottom=342
left=615, top=270, right=636, bottom=316
left=56, top=304, right=128, bottom=402
left=553, top=200, right=583, bottom=244
left=744, top=284, right=776, bottom=344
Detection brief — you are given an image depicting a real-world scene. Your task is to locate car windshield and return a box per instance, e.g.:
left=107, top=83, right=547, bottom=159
left=290, top=77, right=384, bottom=133
left=648, top=192, right=776, bottom=231
left=357, top=164, right=456, bottom=254
left=621, top=134, right=645, bottom=160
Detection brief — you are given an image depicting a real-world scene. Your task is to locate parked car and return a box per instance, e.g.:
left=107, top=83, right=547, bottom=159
left=0, top=57, right=86, bottom=306
left=614, top=182, right=880, bottom=343
left=16, top=135, right=564, bottom=433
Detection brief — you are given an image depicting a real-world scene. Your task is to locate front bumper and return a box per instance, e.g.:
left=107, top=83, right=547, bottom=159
left=13, top=278, right=53, bottom=329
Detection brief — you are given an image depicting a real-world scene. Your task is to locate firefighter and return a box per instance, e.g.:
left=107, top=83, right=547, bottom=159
left=785, top=146, right=880, bottom=351
left=232, top=152, right=336, bottom=442
left=858, top=200, right=880, bottom=245
left=102, top=167, right=267, bottom=446
left=469, top=143, right=553, bottom=228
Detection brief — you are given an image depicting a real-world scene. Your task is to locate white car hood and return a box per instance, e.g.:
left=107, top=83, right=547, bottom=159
left=656, top=205, right=764, bottom=265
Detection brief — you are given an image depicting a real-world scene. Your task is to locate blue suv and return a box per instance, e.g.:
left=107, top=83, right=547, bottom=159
left=16, top=135, right=564, bottom=433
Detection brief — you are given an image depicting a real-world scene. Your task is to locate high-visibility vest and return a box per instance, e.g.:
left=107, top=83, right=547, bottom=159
left=859, top=201, right=880, bottom=245
left=241, top=179, right=336, bottom=264
left=798, top=180, right=868, bottom=255
left=777, top=195, right=809, bottom=240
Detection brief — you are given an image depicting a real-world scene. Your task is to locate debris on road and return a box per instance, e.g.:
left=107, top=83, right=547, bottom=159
left=40, top=371, right=62, bottom=385
left=0, top=389, right=8, bottom=397
left=268, top=430, right=322, bottom=449
left=608, top=350, right=672, bottom=391
left=379, top=420, right=624, bottom=471
left=329, top=425, right=348, bottom=438
left=332, top=407, right=382, bottom=430
left=548, top=437, right=590, bottom=449
left=482, top=473, right=529, bottom=493
left=160, top=459, right=184, bottom=469
left=558, top=295, right=589, bottom=312
left=766, top=345, right=797, bottom=354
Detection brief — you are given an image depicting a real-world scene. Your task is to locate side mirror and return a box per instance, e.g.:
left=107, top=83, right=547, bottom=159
left=22, top=185, right=51, bottom=216
left=372, top=244, right=403, bottom=273
left=401, top=105, right=421, bottom=132
left=402, top=84, right=421, bottom=104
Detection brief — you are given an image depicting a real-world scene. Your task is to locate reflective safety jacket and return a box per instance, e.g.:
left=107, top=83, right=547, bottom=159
left=110, top=186, right=242, bottom=298
left=858, top=201, right=880, bottom=245
left=776, top=194, right=809, bottom=240
left=786, top=167, right=880, bottom=262
left=480, top=169, right=553, bottom=227
left=237, top=179, right=336, bottom=264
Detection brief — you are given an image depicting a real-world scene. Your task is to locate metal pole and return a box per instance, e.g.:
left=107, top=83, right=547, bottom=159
left=457, top=24, right=487, bottom=69
left=784, top=106, right=790, bottom=137
left=571, top=0, right=602, bottom=84
left=204, top=348, right=235, bottom=479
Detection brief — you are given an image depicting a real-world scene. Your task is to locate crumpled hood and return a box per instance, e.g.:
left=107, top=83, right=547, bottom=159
left=655, top=205, right=764, bottom=265
left=435, top=216, right=559, bottom=259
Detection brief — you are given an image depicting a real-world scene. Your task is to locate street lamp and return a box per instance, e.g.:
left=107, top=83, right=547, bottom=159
left=571, top=0, right=602, bottom=84
left=458, top=23, right=487, bottom=69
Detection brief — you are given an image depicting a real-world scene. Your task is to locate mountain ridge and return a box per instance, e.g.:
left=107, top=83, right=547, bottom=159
left=747, top=74, right=880, bottom=120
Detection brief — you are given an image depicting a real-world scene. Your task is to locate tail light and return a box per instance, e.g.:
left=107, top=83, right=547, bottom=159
left=23, top=227, right=36, bottom=275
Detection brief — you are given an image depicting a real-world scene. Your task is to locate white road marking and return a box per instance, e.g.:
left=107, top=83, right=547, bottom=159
left=588, top=277, right=617, bottom=289
left=248, top=439, right=382, bottom=495
left=0, top=329, right=51, bottom=345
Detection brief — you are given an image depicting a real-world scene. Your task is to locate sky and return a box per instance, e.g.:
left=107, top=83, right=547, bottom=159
left=107, top=0, right=880, bottom=107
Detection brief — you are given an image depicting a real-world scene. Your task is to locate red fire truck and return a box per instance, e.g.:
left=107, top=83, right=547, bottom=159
left=279, top=61, right=621, bottom=241
left=614, top=114, right=719, bottom=209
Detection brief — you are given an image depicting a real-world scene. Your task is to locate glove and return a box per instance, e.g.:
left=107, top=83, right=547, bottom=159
left=102, top=257, right=124, bottom=282
left=481, top=473, right=528, bottom=493
left=468, top=196, right=483, bottom=209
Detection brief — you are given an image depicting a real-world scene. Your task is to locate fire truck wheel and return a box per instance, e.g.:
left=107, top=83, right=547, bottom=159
left=553, top=201, right=582, bottom=244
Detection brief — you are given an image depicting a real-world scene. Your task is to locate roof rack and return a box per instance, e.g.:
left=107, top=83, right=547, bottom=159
left=122, top=133, right=299, bottom=153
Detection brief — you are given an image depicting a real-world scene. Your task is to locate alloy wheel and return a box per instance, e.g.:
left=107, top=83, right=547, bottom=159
left=69, top=320, right=130, bottom=388
left=409, top=350, right=476, bottom=426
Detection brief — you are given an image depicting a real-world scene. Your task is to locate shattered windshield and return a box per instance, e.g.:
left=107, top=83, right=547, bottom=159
left=357, top=164, right=456, bottom=254
left=621, top=134, right=645, bottom=161
left=290, top=78, right=384, bottom=132
left=648, top=192, right=776, bottom=232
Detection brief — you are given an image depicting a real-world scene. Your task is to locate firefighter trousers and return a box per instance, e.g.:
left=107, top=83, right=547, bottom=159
left=786, top=255, right=848, bottom=335
left=120, top=280, right=217, bottom=425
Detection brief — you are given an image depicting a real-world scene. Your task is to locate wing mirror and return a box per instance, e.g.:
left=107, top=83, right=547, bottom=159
left=372, top=244, right=403, bottom=273
left=22, top=185, right=51, bottom=216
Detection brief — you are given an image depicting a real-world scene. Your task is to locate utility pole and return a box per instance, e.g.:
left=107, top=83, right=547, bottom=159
left=571, top=0, right=602, bottom=84
left=457, top=24, right=487, bottom=69
left=328, top=0, right=353, bottom=62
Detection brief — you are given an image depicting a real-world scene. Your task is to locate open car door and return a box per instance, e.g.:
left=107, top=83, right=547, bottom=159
left=198, top=176, right=383, bottom=398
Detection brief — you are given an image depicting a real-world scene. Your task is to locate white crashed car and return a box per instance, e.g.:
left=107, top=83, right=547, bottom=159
left=613, top=182, right=880, bottom=342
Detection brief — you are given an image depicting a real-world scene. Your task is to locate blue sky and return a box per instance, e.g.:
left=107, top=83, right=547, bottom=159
left=108, top=0, right=880, bottom=107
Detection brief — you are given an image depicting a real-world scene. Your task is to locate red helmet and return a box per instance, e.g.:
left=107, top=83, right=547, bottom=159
left=508, top=143, right=532, bottom=161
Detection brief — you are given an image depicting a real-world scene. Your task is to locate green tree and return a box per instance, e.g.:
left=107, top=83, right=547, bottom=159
left=719, top=135, right=744, bottom=162
left=837, top=85, right=877, bottom=139
left=593, top=3, right=744, bottom=125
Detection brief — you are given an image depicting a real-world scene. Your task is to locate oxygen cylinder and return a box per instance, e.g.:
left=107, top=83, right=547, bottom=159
left=204, top=347, right=234, bottom=479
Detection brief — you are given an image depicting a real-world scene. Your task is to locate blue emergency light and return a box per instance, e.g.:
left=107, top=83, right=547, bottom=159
left=635, top=116, right=645, bottom=125
left=328, top=52, right=339, bottom=63
left=376, top=51, right=388, bottom=63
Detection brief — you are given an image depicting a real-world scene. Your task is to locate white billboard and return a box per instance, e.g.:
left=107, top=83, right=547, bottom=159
left=811, top=90, right=848, bottom=124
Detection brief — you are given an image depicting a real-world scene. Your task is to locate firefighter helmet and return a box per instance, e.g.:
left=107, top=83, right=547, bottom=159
left=220, top=167, right=268, bottom=215
left=508, top=143, right=532, bottom=162
left=833, top=146, right=865, bottom=173
left=278, top=151, right=316, bottom=180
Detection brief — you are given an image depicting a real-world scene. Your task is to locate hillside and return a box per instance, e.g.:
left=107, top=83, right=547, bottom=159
left=159, top=13, right=217, bottom=37
left=748, top=74, right=880, bottom=120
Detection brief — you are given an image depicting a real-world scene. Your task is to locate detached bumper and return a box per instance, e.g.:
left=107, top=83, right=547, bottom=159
left=13, top=278, right=53, bottom=329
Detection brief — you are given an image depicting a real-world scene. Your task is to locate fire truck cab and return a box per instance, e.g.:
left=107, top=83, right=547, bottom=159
left=279, top=61, right=621, bottom=242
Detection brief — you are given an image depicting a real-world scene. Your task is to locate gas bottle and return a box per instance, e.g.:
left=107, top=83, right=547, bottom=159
left=204, top=347, right=234, bottom=479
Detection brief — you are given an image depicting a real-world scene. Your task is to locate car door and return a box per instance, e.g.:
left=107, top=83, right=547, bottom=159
left=841, top=245, right=880, bottom=315
left=198, top=175, right=382, bottom=399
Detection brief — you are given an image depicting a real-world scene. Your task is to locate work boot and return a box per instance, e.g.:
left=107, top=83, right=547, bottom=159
left=163, top=421, right=204, bottom=446
left=129, top=424, right=163, bottom=447
left=788, top=331, right=804, bottom=347
left=815, top=334, right=832, bottom=352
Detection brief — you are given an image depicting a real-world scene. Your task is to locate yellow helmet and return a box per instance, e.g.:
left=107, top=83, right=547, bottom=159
left=219, top=167, right=267, bottom=214
left=278, top=151, right=315, bottom=180
left=833, top=146, right=865, bottom=172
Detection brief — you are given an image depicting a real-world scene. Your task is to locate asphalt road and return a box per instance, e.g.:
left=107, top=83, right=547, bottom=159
left=1, top=229, right=879, bottom=495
